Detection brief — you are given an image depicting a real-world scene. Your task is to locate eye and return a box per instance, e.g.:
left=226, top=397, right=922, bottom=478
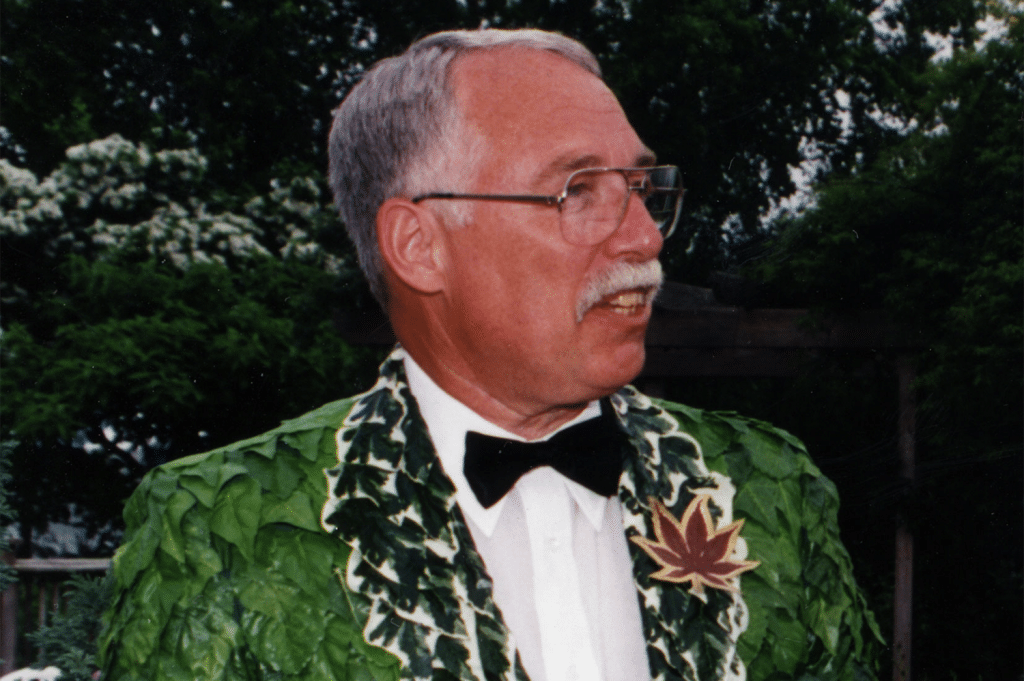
left=563, top=173, right=599, bottom=212
left=566, top=176, right=596, bottom=197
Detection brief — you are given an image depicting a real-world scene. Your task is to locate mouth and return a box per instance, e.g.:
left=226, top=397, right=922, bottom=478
left=575, top=260, right=663, bottom=323
left=596, top=288, right=656, bottom=316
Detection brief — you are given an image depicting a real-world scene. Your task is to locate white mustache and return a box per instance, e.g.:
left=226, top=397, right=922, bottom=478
left=575, top=260, right=663, bottom=322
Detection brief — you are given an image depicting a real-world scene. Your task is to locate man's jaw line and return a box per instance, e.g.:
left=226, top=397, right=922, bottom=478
left=434, top=359, right=595, bottom=439
left=399, top=321, right=596, bottom=440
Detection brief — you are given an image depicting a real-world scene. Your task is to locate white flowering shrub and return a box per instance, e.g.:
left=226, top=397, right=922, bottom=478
left=0, top=134, right=347, bottom=273
left=1, top=136, right=379, bottom=571
left=244, top=174, right=348, bottom=273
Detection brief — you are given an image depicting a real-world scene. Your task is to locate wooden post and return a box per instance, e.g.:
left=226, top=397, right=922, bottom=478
left=36, top=577, right=47, bottom=661
left=1, top=551, right=17, bottom=675
left=51, top=580, right=61, bottom=616
left=893, top=356, right=916, bottom=681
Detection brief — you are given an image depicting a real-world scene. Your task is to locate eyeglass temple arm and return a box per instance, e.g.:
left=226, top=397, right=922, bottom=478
left=411, top=192, right=560, bottom=206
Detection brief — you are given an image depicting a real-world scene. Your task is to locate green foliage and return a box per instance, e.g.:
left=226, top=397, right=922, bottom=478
left=2, top=0, right=982, bottom=279
left=3, top=1, right=1018, bottom=675
left=741, top=20, right=1023, bottom=679
left=1, top=138, right=385, bottom=553
left=1, top=252, right=383, bottom=551
left=0, top=135, right=348, bottom=301
left=747, top=25, right=1023, bottom=454
left=0, top=0, right=502, bottom=193
left=100, top=401, right=401, bottom=680
left=0, top=441, right=16, bottom=594
left=2, top=0, right=353, bottom=189
left=25, top=572, right=114, bottom=681
left=594, top=0, right=876, bottom=276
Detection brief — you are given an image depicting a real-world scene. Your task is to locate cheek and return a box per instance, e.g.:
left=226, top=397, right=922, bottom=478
left=448, top=221, right=594, bottom=342
left=480, top=253, right=582, bottom=324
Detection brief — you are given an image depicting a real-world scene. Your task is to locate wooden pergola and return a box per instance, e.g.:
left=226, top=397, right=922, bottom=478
left=0, top=557, right=111, bottom=675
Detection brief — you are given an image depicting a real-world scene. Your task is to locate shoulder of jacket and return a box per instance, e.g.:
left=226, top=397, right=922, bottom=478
left=162, top=396, right=357, bottom=473
left=648, top=397, right=812, bottom=463
left=650, top=396, right=802, bottom=442
left=644, top=400, right=883, bottom=676
left=102, top=393, right=403, bottom=680
left=122, top=396, right=360, bottom=543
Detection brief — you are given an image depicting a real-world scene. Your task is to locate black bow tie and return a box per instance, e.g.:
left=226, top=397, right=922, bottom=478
left=463, top=400, right=625, bottom=508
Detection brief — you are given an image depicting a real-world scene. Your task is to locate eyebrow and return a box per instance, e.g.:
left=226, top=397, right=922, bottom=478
left=534, top=147, right=659, bottom=186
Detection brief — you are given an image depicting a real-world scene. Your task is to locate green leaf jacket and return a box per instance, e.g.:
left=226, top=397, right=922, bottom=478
left=100, top=349, right=881, bottom=680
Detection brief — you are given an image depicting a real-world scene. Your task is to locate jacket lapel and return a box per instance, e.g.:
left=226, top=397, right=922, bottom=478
left=322, top=350, right=748, bottom=681
left=322, top=349, right=525, bottom=681
left=610, top=388, right=749, bottom=681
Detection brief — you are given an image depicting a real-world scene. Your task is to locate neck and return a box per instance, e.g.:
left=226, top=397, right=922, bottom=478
left=404, top=345, right=589, bottom=440
left=389, top=292, right=596, bottom=440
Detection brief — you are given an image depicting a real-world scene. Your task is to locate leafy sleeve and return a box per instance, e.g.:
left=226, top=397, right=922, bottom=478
left=658, top=401, right=884, bottom=680
left=99, top=404, right=402, bottom=681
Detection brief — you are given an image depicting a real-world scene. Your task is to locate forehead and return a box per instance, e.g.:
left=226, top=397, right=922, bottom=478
left=450, top=47, right=650, bottom=183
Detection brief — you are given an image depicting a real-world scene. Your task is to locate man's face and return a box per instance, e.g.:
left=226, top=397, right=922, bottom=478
left=434, top=48, right=663, bottom=416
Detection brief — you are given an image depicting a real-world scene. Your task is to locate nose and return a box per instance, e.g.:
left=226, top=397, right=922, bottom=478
left=605, top=192, right=663, bottom=261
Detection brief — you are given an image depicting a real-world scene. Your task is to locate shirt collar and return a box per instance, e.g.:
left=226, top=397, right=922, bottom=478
left=403, top=353, right=609, bottom=536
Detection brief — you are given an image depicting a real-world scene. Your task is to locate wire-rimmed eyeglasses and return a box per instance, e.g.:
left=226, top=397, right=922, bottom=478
left=411, top=165, right=684, bottom=246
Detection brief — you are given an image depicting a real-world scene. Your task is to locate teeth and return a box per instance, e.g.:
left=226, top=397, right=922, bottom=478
left=609, top=292, right=646, bottom=308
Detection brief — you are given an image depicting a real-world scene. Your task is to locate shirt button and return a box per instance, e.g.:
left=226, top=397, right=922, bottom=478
left=547, top=536, right=561, bottom=550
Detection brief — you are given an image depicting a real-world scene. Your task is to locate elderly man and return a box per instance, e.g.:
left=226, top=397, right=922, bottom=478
left=101, top=29, right=879, bottom=681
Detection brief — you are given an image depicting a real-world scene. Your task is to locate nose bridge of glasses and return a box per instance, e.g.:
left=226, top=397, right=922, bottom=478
left=606, top=172, right=659, bottom=242
left=624, top=168, right=651, bottom=190
left=592, top=169, right=636, bottom=216
left=597, top=169, right=657, bottom=227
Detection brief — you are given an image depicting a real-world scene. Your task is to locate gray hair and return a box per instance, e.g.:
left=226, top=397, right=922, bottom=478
left=327, top=28, right=602, bottom=307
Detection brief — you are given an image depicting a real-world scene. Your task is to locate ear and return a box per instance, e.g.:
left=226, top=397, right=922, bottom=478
left=376, top=198, right=447, bottom=295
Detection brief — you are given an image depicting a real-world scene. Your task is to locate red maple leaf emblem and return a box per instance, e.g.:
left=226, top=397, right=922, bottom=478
left=631, top=494, right=759, bottom=597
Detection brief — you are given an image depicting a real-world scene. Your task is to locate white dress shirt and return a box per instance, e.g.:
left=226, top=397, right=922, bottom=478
left=403, top=355, right=650, bottom=681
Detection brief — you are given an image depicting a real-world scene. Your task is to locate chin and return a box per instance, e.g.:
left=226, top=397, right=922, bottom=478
left=581, top=341, right=646, bottom=397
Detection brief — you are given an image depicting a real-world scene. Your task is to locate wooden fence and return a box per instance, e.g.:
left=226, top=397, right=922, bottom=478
left=0, top=557, right=111, bottom=675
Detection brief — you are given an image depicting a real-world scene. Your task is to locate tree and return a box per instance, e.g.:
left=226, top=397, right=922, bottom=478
left=4, top=0, right=983, bottom=280
left=1, top=136, right=385, bottom=553
left=747, top=14, right=1022, bottom=445
left=26, top=573, right=114, bottom=681
left=0, top=0, right=495, bottom=193
left=0, top=442, right=16, bottom=595
left=741, top=16, right=1023, bottom=677
left=3, top=0, right=351, bottom=189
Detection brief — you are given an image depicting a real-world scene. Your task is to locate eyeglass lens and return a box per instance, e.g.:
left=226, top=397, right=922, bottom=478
left=560, top=167, right=682, bottom=245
